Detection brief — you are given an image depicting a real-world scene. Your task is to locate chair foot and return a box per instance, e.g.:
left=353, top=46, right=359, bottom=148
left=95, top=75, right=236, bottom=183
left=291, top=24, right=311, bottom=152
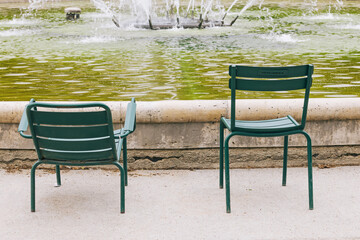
left=54, top=183, right=61, bottom=187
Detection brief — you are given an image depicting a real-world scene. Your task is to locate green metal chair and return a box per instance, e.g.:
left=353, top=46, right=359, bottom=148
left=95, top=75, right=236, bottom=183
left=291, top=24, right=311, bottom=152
left=219, top=65, right=314, bottom=213
left=18, top=98, right=136, bottom=213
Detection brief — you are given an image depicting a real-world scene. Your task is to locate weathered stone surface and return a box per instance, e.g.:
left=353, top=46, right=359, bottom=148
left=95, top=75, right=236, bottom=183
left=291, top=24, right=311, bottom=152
left=2, top=99, right=360, bottom=124
left=1, top=146, right=359, bottom=170
left=4, top=119, right=359, bottom=150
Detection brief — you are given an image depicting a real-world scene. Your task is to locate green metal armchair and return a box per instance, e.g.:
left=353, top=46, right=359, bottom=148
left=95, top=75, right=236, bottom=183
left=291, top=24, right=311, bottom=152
left=18, top=98, right=136, bottom=213
left=219, top=65, right=314, bottom=213
left=114, top=98, right=137, bottom=186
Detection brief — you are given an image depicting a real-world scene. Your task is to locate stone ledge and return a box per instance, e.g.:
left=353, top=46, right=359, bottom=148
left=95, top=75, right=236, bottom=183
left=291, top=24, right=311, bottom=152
left=1, top=98, right=360, bottom=124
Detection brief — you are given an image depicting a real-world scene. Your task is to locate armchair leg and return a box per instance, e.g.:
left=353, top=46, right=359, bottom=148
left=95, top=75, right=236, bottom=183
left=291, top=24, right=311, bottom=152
left=303, top=132, right=314, bottom=210
left=55, top=165, right=61, bottom=187
left=123, top=138, right=128, bottom=186
left=225, top=134, right=232, bottom=213
left=31, top=161, right=41, bottom=212
left=219, top=121, right=224, bottom=189
left=114, top=163, right=125, bottom=213
left=282, top=136, right=288, bottom=186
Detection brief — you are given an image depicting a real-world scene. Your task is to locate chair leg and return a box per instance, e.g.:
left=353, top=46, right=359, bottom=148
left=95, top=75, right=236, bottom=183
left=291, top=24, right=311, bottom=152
left=55, top=165, right=61, bottom=187
left=123, top=138, right=128, bottom=186
left=30, top=161, right=41, bottom=212
left=114, top=163, right=125, bottom=213
left=224, top=134, right=232, bottom=213
left=219, top=121, right=224, bottom=189
left=282, top=136, right=288, bottom=186
left=302, top=132, right=314, bottom=210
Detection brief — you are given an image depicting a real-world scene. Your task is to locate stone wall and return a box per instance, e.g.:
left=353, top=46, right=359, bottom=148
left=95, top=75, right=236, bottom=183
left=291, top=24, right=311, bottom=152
left=1, top=99, right=360, bottom=170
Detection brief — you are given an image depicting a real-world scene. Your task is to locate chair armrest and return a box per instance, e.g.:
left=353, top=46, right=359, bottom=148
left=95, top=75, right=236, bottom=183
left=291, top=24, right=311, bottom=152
left=114, top=128, right=131, bottom=139
left=123, top=98, right=136, bottom=133
left=114, top=129, right=121, bottom=138
left=18, top=99, right=35, bottom=139
left=114, top=98, right=136, bottom=139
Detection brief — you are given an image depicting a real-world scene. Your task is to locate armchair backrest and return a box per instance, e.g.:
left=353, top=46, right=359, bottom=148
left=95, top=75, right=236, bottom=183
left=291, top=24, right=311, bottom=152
left=25, top=102, right=117, bottom=162
left=229, top=64, right=313, bottom=131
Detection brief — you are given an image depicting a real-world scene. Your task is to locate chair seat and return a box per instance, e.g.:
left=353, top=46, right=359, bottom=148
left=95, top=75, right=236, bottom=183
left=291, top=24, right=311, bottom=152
left=221, top=115, right=301, bottom=133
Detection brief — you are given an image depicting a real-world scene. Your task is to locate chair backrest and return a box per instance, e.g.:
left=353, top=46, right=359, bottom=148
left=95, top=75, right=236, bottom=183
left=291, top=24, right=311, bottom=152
left=229, top=64, right=313, bottom=130
left=26, top=102, right=117, bottom=162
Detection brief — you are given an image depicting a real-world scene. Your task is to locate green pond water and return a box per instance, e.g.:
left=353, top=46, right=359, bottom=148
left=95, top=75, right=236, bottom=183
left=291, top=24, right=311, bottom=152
left=0, top=0, right=359, bottom=101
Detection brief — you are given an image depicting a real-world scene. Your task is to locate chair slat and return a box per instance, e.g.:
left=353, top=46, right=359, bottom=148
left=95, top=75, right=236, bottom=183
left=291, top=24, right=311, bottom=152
left=37, top=138, right=111, bottom=151
left=233, top=117, right=292, bottom=124
left=239, top=123, right=295, bottom=129
left=233, top=65, right=309, bottom=78
left=40, top=149, right=115, bottom=161
left=30, top=110, right=108, bottom=125
left=236, top=118, right=295, bottom=128
left=34, top=125, right=109, bottom=139
left=229, top=77, right=308, bottom=91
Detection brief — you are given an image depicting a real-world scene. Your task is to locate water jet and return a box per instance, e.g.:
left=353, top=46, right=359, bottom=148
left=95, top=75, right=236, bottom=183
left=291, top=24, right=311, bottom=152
left=94, top=0, right=243, bottom=29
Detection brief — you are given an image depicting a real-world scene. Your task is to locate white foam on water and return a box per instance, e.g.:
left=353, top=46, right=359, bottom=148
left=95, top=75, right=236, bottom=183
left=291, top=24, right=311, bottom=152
left=55, top=67, right=73, bottom=70
left=4, top=73, right=28, bottom=76
left=333, top=24, right=360, bottom=30
left=325, top=94, right=358, bottom=98
left=261, top=34, right=308, bottom=43
left=0, top=29, right=36, bottom=37
left=324, top=84, right=355, bottom=88
left=64, top=80, right=81, bottom=83
left=333, top=76, right=354, bottom=80
left=85, top=12, right=112, bottom=19
left=78, top=36, right=119, bottom=43
left=72, top=91, right=89, bottom=94
left=307, top=13, right=340, bottom=20
left=14, top=82, right=32, bottom=85
left=0, top=18, right=39, bottom=26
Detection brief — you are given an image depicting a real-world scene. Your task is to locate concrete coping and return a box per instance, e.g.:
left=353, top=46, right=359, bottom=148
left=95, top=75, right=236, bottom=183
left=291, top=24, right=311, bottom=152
left=1, top=98, right=360, bottom=124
